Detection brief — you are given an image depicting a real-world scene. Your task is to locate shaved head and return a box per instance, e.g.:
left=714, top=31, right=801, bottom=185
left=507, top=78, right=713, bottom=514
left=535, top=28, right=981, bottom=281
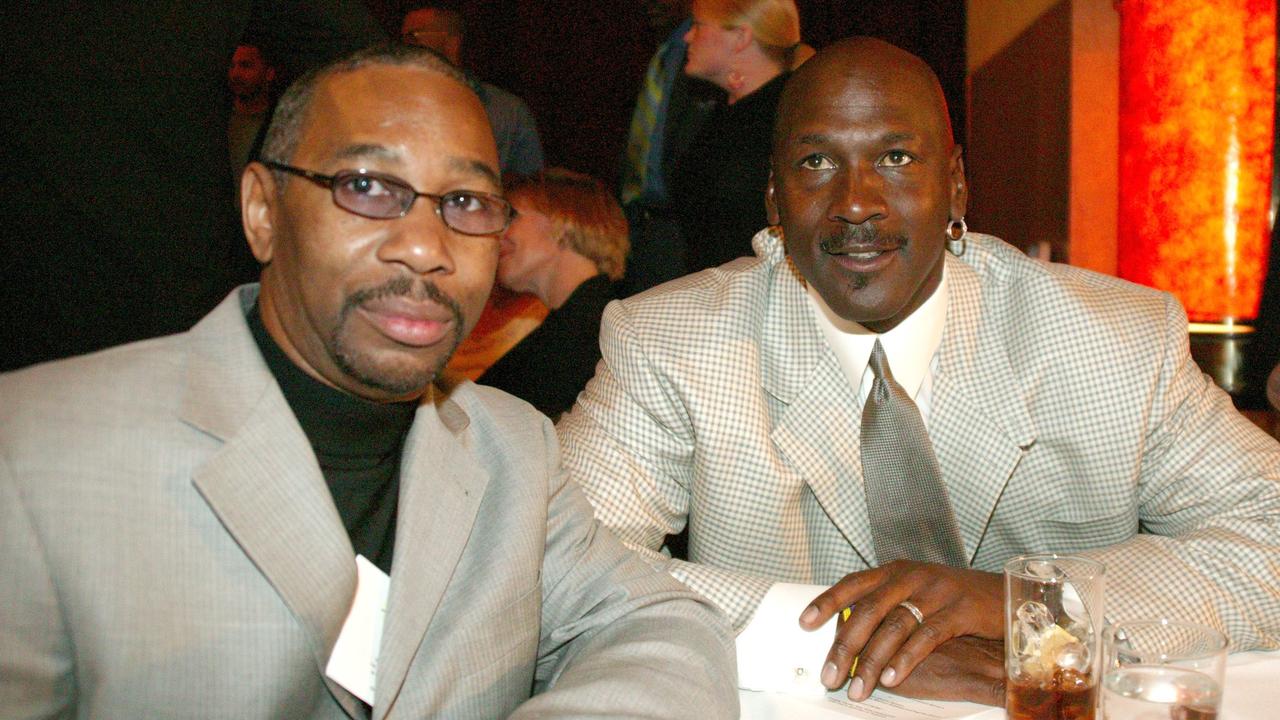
left=766, top=36, right=967, bottom=332
left=774, top=36, right=955, bottom=157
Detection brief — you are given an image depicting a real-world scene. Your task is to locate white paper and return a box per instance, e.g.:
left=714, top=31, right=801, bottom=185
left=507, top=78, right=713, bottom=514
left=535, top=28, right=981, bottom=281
left=736, top=583, right=839, bottom=695
left=325, top=555, right=390, bottom=705
left=740, top=687, right=1001, bottom=720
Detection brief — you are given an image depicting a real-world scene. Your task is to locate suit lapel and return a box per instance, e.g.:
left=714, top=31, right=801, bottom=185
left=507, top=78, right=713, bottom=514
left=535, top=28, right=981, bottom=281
left=374, top=393, right=489, bottom=720
left=763, top=256, right=878, bottom=566
left=182, top=288, right=365, bottom=717
left=759, top=245, right=1037, bottom=568
left=932, top=254, right=1036, bottom=564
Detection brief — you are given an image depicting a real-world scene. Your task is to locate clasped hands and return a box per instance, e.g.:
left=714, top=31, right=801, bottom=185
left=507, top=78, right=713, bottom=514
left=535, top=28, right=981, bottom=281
left=798, top=560, right=1006, bottom=706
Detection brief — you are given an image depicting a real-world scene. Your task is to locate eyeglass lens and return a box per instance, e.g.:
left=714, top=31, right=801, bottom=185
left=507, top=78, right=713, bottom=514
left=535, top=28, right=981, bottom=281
left=330, top=170, right=511, bottom=235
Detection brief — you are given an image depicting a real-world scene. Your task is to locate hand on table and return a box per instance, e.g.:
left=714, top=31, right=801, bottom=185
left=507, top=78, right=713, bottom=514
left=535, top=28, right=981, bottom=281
left=885, top=636, right=1005, bottom=706
left=798, top=560, right=1003, bottom=700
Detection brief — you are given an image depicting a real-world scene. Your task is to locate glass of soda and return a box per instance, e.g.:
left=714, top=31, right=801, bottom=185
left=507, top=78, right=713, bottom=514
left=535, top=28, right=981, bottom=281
left=1102, top=619, right=1227, bottom=720
left=1005, top=554, right=1107, bottom=720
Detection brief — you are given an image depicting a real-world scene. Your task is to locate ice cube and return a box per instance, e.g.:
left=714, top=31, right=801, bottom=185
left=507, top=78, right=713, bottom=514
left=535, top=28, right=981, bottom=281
left=1051, top=637, right=1089, bottom=673
left=1017, top=600, right=1056, bottom=635
left=1013, top=601, right=1056, bottom=657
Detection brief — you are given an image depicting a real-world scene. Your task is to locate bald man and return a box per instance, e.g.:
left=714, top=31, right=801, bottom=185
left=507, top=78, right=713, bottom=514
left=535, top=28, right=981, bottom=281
left=558, top=36, right=1280, bottom=705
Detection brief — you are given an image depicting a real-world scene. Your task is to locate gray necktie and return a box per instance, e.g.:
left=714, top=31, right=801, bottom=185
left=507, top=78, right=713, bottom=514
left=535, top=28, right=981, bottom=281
left=860, top=340, right=967, bottom=567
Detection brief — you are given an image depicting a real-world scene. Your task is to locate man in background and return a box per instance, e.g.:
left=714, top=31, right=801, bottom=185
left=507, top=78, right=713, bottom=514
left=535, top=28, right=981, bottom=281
left=401, top=4, right=545, bottom=178
left=617, top=0, right=716, bottom=295
left=227, top=43, right=277, bottom=184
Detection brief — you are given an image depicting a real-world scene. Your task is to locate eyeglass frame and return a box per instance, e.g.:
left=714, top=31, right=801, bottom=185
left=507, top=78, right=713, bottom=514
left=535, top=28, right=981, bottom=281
left=260, top=160, right=516, bottom=236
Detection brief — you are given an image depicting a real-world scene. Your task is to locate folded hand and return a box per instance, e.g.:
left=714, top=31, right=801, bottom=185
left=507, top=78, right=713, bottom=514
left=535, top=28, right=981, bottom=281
left=798, top=560, right=1003, bottom=700
left=885, top=635, right=1005, bottom=706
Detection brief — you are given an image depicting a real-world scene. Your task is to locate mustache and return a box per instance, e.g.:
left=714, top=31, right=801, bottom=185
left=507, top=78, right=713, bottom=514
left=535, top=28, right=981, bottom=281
left=817, top=225, right=906, bottom=254
left=344, top=275, right=463, bottom=324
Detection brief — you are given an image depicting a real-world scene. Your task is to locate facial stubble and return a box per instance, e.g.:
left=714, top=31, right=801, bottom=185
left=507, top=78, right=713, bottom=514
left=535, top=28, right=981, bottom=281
left=329, top=275, right=467, bottom=397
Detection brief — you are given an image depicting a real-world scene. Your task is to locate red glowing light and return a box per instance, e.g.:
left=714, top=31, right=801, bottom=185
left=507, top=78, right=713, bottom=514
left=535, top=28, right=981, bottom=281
left=1117, top=0, right=1275, bottom=322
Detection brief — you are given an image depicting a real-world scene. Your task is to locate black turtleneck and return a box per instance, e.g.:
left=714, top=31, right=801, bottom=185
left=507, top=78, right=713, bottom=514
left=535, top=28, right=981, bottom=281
left=248, top=305, right=416, bottom=575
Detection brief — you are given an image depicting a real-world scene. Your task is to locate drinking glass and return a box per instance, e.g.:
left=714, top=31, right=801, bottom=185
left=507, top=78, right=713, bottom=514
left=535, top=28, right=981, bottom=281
left=1102, top=619, right=1227, bottom=720
left=1005, top=554, right=1107, bottom=719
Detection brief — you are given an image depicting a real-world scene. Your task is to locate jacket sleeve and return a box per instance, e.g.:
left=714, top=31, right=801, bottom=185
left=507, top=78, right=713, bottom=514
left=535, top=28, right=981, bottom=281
left=511, top=415, right=739, bottom=718
left=1075, top=295, right=1280, bottom=650
left=557, top=301, right=777, bottom=632
left=0, top=452, right=76, bottom=719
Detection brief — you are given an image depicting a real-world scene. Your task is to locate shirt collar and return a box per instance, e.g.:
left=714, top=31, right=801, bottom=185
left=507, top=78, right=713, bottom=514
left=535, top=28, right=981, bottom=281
left=805, top=266, right=948, bottom=399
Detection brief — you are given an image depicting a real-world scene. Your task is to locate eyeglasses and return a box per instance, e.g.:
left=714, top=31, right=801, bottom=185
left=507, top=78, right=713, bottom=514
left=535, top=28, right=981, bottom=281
left=261, top=161, right=515, bottom=236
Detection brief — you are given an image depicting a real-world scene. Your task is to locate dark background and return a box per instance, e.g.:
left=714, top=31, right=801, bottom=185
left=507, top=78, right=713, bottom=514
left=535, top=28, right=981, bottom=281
left=367, top=1, right=967, bottom=187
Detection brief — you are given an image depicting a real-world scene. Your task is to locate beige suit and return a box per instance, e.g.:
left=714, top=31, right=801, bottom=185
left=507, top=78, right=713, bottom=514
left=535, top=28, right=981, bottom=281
left=558, top=230, right=1280, bottom=649
left=0, top=287, right=737, bottom=719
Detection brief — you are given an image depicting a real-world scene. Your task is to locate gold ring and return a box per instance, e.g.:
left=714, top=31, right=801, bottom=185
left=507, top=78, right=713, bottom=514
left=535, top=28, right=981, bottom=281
left=897, top=600, right=925, bottom=625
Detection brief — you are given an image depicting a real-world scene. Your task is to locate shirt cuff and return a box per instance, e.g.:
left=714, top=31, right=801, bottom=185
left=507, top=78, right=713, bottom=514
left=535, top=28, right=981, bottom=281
left=735, top=582, right=837, bottom=695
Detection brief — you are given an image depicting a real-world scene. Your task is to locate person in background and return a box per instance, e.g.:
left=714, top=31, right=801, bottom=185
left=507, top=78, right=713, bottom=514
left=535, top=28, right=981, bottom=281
left=227, top=43, right=277, bottom=186
left=401, top=4, right=544, bottom=178
left=479, top=168, right=629, bottom=420
left=1, top=1, right=385, bottom=373
left=618, top=0, right=718, bottom=295
left=668, top=0, right=804, bottom=273
left=0, top=43, right=736, bottom=718
left=558, top=36, right=1280, bottom=706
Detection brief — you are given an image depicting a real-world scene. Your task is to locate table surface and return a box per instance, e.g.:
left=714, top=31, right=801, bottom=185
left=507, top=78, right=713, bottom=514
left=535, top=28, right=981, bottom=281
left=739, top=649, right=1280, bottom=719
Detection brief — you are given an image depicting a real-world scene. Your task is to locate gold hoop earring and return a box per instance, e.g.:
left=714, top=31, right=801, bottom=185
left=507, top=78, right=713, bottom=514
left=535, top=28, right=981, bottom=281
left=946, top=217, right=968, bottom=256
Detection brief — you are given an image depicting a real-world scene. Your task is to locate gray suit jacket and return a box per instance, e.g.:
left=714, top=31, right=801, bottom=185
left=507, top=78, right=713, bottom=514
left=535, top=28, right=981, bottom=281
left=0, top=287, right=737, bottom=719
left=558, top=230, right=1280, bottom=649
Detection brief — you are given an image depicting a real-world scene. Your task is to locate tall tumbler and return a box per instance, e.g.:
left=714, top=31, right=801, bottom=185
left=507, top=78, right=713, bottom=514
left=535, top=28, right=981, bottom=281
left=1005, top=554, right=1107, bottom=720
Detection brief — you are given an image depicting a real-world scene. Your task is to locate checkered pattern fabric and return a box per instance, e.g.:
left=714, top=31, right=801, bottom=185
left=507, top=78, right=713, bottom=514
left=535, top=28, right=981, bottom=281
left=862, top=340, right=967, bottom=566
left=558, top=229, right=1280, bottom=647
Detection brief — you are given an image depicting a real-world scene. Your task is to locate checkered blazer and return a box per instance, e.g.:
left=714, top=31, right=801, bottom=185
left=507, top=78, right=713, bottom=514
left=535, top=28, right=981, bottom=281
left=558, top=229, right=1280, bottom=650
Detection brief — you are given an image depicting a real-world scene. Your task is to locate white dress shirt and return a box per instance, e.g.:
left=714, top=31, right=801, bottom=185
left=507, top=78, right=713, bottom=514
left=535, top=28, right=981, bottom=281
left=807, top=267, right=948, bottom=422
left=737, top=267, right=949, bottom=694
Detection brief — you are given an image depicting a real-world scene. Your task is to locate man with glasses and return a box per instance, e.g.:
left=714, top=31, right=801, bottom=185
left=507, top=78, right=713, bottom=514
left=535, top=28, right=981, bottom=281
left=0, top=43, right=736, bottom=718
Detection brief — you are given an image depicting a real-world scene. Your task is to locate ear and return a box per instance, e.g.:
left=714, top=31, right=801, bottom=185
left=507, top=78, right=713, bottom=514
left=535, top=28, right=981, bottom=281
left=765, top=170, right=781, bottom=226
left=732, top=24, right=753, bottom=53
left=948, top=146, right=968, bottom=221
left=241, top=161, right=278, bottom=265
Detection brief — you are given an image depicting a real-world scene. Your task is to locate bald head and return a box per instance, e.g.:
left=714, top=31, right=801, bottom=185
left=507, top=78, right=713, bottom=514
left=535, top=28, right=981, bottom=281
left=774, top=36, right=954, bottom=157
left=765, top=35, right=967, bottom=332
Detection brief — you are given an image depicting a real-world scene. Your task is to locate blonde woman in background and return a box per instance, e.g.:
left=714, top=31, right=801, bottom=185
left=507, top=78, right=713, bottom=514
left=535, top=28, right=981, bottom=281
left=477, top=168, right=629, bottom=419
left=671, top=0, right=806, bottom=272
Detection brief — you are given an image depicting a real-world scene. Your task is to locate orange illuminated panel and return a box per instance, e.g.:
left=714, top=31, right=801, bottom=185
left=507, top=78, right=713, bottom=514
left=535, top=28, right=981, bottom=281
left=1117, top=0, right=1275, bottom=322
